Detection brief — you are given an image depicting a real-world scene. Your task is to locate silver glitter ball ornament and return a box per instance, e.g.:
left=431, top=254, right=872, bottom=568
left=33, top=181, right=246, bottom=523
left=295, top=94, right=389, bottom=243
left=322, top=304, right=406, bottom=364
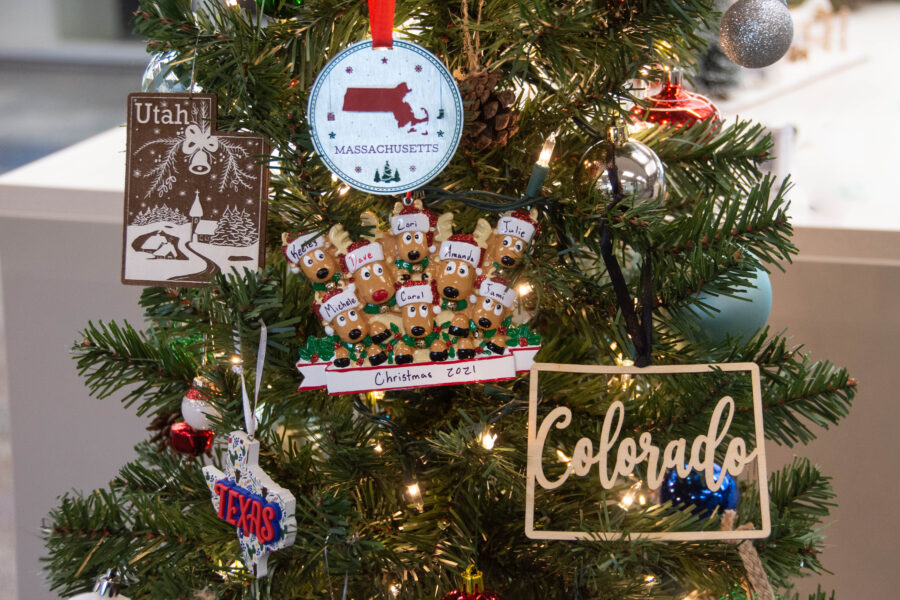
left=580, top=138, right=666, bottom=206
left=141, top=51, right=200, bottom=93
left=720, top=0, right=794, bottom=69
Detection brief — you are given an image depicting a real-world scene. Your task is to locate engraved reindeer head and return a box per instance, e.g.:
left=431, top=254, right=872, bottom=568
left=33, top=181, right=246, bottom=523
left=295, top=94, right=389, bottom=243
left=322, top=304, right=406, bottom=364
left=470, top=276, right=517, bottom=332
left=340, top=240, right=395, bottom=306
left=314, top=286, right=371, bottom=343
left=476, top=209, right=540, bottom=271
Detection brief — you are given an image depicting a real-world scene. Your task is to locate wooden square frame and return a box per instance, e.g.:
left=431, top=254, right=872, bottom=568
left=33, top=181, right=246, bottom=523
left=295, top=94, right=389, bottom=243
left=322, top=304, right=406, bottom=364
left=525, top=362, right=771, bottom=541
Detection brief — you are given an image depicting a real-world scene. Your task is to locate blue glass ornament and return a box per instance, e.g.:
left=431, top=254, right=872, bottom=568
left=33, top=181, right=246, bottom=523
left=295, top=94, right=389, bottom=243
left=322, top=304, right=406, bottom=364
left=659, top=464, right=739, bottom=518
left=683, top=267, right=772, bottom=345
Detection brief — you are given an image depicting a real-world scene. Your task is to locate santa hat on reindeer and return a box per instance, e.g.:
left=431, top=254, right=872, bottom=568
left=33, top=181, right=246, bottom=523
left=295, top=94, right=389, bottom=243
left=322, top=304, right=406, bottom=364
left=340, top=240, right=386, bottom=277
left=394, top=280, right=442, bottom=314
left=391, top=205, right=439, bottom=253
left=473, top=275, right=518, bottom=308
left=496, top=209, right=540, bottom=245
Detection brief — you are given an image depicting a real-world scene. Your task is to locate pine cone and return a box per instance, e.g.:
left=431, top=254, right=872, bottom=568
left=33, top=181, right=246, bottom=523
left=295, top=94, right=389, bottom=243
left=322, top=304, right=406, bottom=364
left=147, top=411, right=180, bottom=452
left=457, top=70, right=521, bottom=151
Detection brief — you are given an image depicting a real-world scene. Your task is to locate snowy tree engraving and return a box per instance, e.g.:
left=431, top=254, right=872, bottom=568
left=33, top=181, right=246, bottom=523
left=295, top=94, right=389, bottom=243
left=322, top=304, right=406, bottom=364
left=209, top=206, right=258, bottom=247
left=131, top=204, right=190, bottom=226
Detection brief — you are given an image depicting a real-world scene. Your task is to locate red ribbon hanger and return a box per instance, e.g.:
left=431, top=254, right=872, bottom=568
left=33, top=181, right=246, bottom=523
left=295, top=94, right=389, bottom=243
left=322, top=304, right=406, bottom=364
left=369, top=0, right=396, bottom=49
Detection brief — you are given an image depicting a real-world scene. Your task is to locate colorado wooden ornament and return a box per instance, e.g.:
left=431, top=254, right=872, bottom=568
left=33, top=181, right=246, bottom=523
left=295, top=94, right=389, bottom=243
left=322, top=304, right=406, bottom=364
left=525, top=362, right=771, bottom=542
left=122, top=93, right=269, bottom=287
left=203, top=431, right=296, bottom=578
left=307, top=40, right=463, bottom=195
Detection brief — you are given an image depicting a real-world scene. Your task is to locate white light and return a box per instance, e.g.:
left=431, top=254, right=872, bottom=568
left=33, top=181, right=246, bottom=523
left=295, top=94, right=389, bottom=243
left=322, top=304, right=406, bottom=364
left=621, top=493, right=635, bottom=508
left=338, top=185, right=350, bottom=196
left=230, top=355, right=242, bottom=365
left=407, top=482, right=420, bottom=497
left=537, top=132, right=557, bottom=167
left=368, top=390, right=385, bottom=401
left=517, top=282, right=533, bottom=296
left=480, top=429, right=497, bottom=450
left=374, top=441, right=383, bottom=454
left=556, top=449, right=571, bottom=463
left=225, top=0, right=238, bottom=6
left=644, top=574, right=656, bottom=584
left=390, top=584, right=400, bottom=597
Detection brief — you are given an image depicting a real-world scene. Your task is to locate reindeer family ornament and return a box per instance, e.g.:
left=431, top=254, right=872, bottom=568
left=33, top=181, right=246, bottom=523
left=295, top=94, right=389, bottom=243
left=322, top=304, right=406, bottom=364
left=122, top=93, right=269, bottom=287
left=288, top=203, right=542, bottom=395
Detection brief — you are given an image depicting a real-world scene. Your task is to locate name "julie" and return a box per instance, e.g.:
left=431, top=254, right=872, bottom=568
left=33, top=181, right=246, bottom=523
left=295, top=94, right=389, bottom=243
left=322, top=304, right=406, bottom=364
left=133, top=102, right=190, bottom=125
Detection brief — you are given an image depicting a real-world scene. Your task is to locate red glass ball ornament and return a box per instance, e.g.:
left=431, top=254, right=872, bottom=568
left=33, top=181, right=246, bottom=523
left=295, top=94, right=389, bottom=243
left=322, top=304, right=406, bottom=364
left=631, top=69, right=719, bottom=129
left=440, top=590, right=467, bottom=600
left=169, top=421, right=214, bottom=456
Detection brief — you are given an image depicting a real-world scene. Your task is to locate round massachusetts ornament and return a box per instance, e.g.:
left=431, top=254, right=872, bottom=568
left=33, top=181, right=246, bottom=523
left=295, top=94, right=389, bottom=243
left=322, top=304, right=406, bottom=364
left=307, top=39, right=464, bottom=195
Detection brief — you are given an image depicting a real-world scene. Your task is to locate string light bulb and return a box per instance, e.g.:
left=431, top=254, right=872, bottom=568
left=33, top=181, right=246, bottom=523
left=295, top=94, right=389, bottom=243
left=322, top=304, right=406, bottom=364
left=525, top=132, right=558, bottom=197
left=536, top=132, right=557, bottom=167
left=517, top=282, right=534, bottom=296
left=373, top=441, right=383, bottom=454
left=478, top=427, right=497, bottom=450
left=405, top=480, right=424, bottom=511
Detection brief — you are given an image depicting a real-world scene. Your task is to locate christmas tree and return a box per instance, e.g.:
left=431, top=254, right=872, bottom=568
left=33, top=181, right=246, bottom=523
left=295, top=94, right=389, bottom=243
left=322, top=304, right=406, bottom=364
left=43, top=1, right=854, bottom=600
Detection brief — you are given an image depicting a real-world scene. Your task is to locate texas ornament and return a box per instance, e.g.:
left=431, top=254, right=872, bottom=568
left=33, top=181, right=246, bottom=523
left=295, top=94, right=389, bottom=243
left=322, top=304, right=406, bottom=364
left=203, top=431, right=296, bottom=577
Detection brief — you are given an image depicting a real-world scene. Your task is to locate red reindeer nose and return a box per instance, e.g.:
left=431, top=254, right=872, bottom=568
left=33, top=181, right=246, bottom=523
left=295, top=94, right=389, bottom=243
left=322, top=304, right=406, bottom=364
left=372, top=289, right=389, bottom=303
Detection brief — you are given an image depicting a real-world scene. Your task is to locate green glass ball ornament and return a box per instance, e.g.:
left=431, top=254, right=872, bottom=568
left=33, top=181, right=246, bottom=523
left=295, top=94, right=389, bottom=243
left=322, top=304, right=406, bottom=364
left=682, top=267, right=773, bottom=345
left=258, top=0, right=302, bottom=18
left=720, top=0, right=794, bottom=69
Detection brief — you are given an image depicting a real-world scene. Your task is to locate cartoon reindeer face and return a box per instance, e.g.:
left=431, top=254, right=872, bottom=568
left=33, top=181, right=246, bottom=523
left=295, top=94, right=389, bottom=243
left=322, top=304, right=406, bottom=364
left=283, top=232, right=340, bottom=286
left=316, top=288, right=371, bottom=343
left=342, top=241, right=395, bottom=306
left=477, top=209, right=540, bottom=270
left=435, top=235, right=483, bottom=303
left=396, top=282, right=440, bottom=339
left=390, top=205, right=436, bottom=266
left=470, top=277, right=517, bottom=331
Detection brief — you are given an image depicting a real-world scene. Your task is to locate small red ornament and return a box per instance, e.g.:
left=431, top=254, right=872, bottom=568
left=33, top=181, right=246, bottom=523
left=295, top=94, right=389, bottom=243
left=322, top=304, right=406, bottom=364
left=440, top=565, right=504, bottom=600
left=630, top=68, right=719, bottom=129
left=169, top=421, right=214, bottom=456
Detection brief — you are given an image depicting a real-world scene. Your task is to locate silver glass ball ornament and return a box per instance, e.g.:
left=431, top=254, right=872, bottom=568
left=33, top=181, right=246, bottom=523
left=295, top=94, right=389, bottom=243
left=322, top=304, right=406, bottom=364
left=580, top=129, right=665, bottom=206
left=720, top=0, right=794, bottom=69
left=141, top=51, right=200, bottom=93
